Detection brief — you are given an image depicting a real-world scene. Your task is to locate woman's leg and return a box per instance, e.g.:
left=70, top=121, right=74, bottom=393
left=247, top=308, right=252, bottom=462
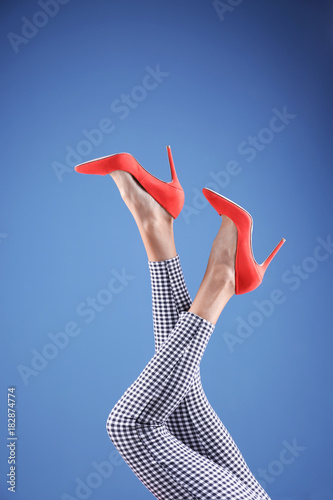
left=149, top=242, right=269, bottom=499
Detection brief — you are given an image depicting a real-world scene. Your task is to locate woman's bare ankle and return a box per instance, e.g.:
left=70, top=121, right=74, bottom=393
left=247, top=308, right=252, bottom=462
left=140, top=222, right=177, bottom=262
left=189, top=278, right=234, bottom=324
left=189, top=216, right=238, bottom=324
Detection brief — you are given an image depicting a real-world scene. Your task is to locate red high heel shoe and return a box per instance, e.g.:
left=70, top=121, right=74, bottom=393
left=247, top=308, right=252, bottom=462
left=202, top=188, right=286, bottom=295
left=74, top=146, right=184, bottom=219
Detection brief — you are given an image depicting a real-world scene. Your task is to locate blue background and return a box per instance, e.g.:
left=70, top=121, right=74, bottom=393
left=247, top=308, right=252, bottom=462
left=1, top=0, right=332, bottom=499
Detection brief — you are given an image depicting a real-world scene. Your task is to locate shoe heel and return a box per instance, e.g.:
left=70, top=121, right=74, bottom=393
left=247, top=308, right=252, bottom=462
left=261, top=238, right=286, bottom=274
left=166, top=145, right=180, bottom=185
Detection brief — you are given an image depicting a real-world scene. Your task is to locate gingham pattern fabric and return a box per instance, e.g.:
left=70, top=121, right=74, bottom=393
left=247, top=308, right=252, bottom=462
left=149, top=256, right=270, bottom=499
left=106, top=256, right=271, bottom=499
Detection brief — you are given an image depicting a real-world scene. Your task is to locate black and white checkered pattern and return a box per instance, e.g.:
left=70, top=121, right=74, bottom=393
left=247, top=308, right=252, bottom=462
left=149, top=256, right=271, bottom=499
left=106, top=256, right=271, bottom=499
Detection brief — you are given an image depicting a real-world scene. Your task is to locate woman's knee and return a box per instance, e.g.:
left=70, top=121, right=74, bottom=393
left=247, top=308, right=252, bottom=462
left=106, top=398, right=135, bottom=450
left=106, top=402, right=121, bottom=444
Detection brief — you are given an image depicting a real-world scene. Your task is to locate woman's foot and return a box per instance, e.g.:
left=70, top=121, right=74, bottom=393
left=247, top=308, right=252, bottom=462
left=189, top=216, right=238, bottom=324
left=110, top=170, right=177, bottom=262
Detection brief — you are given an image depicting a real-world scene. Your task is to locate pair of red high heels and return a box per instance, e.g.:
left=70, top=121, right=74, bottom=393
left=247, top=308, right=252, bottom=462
left=75, top=146, right=285, bottom=295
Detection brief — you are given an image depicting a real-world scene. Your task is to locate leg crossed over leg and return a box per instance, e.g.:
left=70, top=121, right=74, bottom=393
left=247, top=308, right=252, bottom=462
left=149, top=256, right=270, bottom=499
left=107, top=312, right=265, bottom=500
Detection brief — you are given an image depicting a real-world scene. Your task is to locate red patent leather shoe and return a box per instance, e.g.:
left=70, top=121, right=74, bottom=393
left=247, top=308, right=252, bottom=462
left=202, top=188, right=285, bottom=295
left=75, top=146, right=184, bottom=219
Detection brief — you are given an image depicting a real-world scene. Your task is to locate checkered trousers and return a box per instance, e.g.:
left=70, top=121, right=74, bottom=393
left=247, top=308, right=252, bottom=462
left=106, top=256, right=271, bottom=499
